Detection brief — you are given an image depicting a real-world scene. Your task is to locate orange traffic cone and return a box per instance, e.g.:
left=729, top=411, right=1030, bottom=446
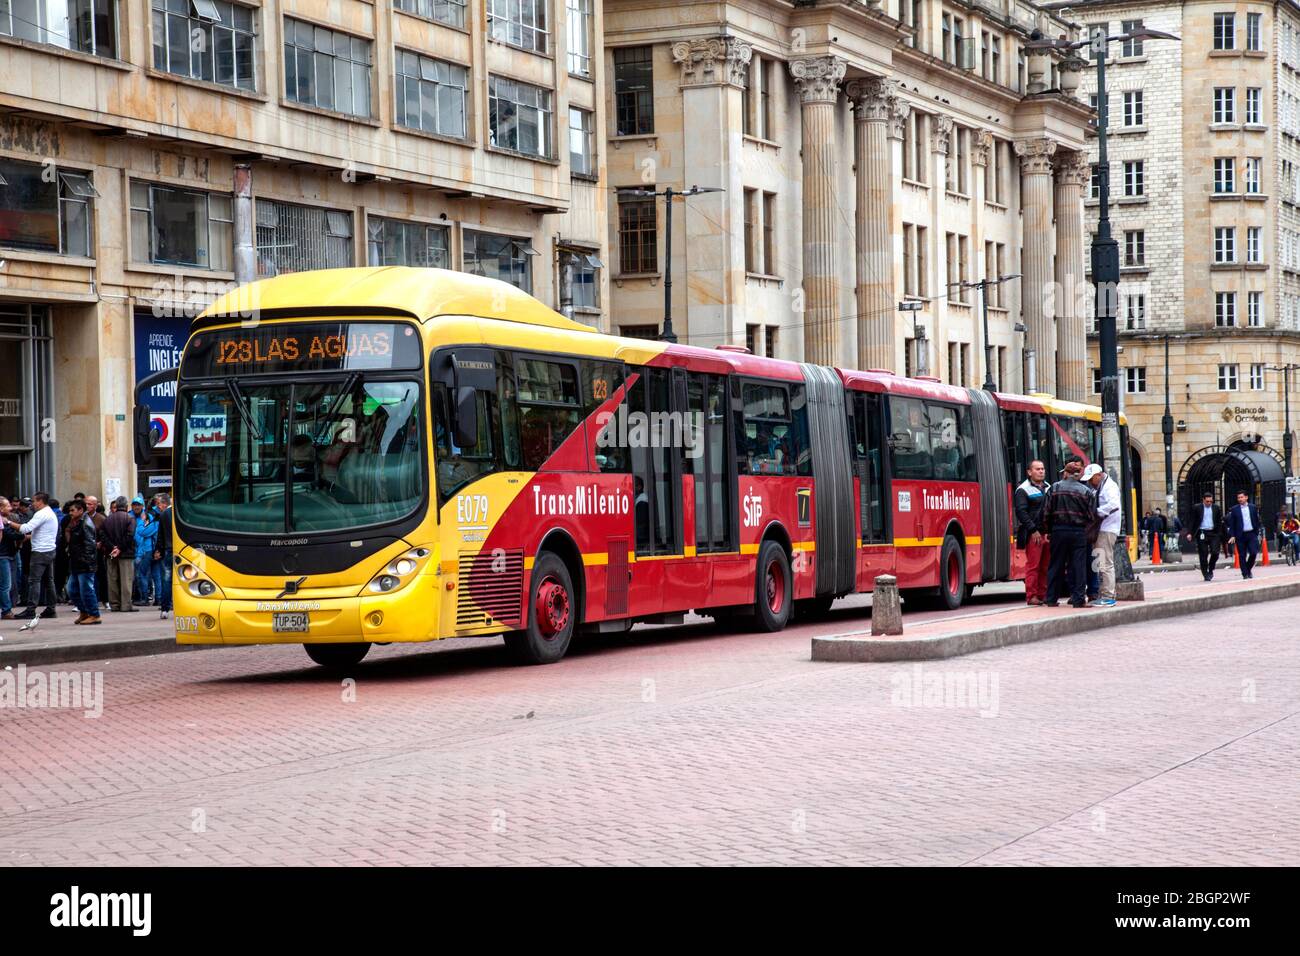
left=1151, top=533, right=1162, bottom=566
left=1262, top=536, right=1270, bottom=567
left=1233, top=543, right=1241, bottom=569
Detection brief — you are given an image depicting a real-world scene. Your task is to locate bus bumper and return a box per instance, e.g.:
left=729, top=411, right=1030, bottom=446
left=173, top=573, right=447, bottom=645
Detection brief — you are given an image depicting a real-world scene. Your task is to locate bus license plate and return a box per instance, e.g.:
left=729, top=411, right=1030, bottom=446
left=273, top=612, right=309, bottom=633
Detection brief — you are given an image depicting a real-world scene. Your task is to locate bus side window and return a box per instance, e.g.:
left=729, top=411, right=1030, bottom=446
left=1029, top=412, right=1051, bottom=476
left=739, top=382, right=795, bottom=476
left=789, top=384, right=813, bottom=477
left=513, top=357, right=583, bottom=470
left=585, top=359, right=627, bottom=473
left=888, top=395, right=933, bottom=480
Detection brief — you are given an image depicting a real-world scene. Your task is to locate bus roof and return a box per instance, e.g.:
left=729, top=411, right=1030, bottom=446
left=839, top=369, right=972, bottom=404
left=199, top=266, right=597, bottom=334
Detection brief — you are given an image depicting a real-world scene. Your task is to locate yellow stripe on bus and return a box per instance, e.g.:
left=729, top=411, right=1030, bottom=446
left=894, top=536, right=982, bottom=547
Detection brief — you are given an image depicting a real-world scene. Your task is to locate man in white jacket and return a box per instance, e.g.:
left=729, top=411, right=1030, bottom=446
left=3, top=490, right=58, bottom=619
left=1083, top=464, right=1122, bottom=607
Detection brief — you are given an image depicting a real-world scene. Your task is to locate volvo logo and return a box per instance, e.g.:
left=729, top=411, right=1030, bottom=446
left=275, top=576, right=307, bottom=599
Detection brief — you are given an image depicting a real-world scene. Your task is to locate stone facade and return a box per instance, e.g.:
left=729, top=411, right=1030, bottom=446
left=1050, top=0, right=1300, bottom=515
left=604, top=0, right=1092, bottom=400
left=0, top=0, right=609, bottom=497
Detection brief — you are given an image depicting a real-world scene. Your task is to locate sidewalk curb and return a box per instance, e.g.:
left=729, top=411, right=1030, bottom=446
left=811, top=578, right=1300, bottom=662
left=0, top=635, right=219, bottom=668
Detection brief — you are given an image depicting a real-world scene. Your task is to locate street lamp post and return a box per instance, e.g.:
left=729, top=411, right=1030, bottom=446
left=1268, top=361, right=1299, bottom=512
left=1162, top=335, right=1174, bottom=510
left=619, top=185, right=724, bottom=343
left=970, top=273, right=1021, bottom=391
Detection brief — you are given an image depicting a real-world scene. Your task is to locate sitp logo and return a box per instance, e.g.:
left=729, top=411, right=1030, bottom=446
left=742, top=489, right=763, bottom=528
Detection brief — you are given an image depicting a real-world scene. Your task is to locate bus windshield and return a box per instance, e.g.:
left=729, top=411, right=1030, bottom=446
left=176, top=378, right=424, bottom=534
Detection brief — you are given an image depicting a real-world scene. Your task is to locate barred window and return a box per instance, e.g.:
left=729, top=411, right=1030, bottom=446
left=130, top=181, right=232, bottom=270
left=394, top=50, right=467, bottom=138
left=283, top=18, right=372, bottom=118
left=487, top=0, right=549, bottom=54
left=151, top=0, right=256, bottom=91
left=1, top=0, right=117, bottom=57
left=393, top=0, right=466, bottom=30
left=618, top=191, right=657, bottom=274
left=463, top=229, right=533, bottom=292
left=488, top=75, right=553, bottom=158
left=255, top=199, right=354, bottom=277
left=366, top=217, right=450, bottom=268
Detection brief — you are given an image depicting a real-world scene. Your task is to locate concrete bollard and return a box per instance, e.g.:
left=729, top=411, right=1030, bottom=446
left=1116, top=579, right=1145, bottom=601
left=871, top=574, right=904, bottom=635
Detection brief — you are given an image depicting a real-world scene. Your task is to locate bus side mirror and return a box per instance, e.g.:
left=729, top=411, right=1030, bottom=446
left=133, top=404, right=159, bottom=466
left=453, top=387, right=479, bottom=449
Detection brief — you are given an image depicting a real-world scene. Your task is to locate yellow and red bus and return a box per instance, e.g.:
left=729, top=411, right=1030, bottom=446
left=135, top=267, right=1129, bottom=668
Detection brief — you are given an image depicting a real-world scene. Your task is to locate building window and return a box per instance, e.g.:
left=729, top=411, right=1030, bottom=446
left=568, top=106, right=595, bottom=176
left=761, top=191, right=776, bottom=275
left=1250, top=363, right=1265, bottom=390
left=614, top=46, right=654, bottom=136
left=129, top=181, right=231, bottom=270
left=1213, top=12, right=1236, bottom=50
left=1125, top=367, right=1147, bottom=393
left=1215, top=291, right=1237, bottom=326
left=393, top=0, right=467, bottom=30
left=566, top=0, right=593, bottom=76
left=1245, top=157, right=1262, bottom=194
left=394, top=50, right=467, bottom=138
left=487, top=0, right=549, bottom=54
left=1214, top=157, right=1236, bottom=193
left=743, top=188, right=757, bottom=273
left=745, top=324, right=758, bottom=354
left=562, top=248, right=600, bottom=310
left=1247, top=12, right=1262, bottom=51
left=1218, top=364, right=1239, bottom=390
left=255, top=200, right=353, bottom=277
left=1121, top=19, right=1144, bottom=57
left=151, top=0, right=255, bottom=91
left=283, top=19, right=372, bottom=118
left=1214, top=226, right=1236, bottom=263
left=1245, top=88, right=1262, bottom=124
left=366, top=217, right=450, bottom=268
left=1125, top=293, right=1146, bottom=330
left=1246, top=226, right=1262, bottom=263
left=1122, top=90, right=1144, bottom=127
left=1092, top=368, right=1103, bottom=394
left=1, top=0, right=118, bottom=56
left=1248, top=290, right=1263, bottom=326
left=1213, top=87, right=1236, bottom=124
left=0, top=158, right=97, bottom=257
left=488, top=75, right=553, bottom=158
left=463, top=229, right=533, bottom=292
left=618, top=190, right=657, bottom=274
left=1123, top=160, right=1144, bottom=197
left=620, top=325, right=658, bottom=340
left=744, top=55, right=776, bottom=140
left=1089, top=163, right=1101, bottom=200
left=1124, top=230, right=1145, bottom=266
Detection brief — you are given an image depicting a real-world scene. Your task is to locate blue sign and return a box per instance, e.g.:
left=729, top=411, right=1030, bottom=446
left=134, top=311, right=188, bottom=415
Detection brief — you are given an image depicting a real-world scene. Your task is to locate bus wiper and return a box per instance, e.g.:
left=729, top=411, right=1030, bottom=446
left=226, top=379, right=264, bottom=440
left=314, top=372, right=359, bottom=442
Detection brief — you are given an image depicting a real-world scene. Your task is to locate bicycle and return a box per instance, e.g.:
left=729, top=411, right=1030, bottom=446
left=1281, top=535, right=1299, bottom=567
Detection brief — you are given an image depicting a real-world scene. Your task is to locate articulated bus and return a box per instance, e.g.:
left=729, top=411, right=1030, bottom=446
left=137, top=267, right=1129, bottom=668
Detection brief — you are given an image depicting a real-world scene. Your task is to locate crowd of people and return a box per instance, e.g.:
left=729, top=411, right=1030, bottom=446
left=0, top=491, right=173, bottom=625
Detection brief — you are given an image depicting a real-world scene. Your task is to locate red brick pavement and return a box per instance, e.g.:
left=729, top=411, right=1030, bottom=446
left=1, top=578, right=1298, bottom=866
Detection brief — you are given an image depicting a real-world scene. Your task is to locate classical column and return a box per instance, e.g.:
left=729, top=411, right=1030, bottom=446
left=670, top=37, right=753, bottom=349
left=1015, top=138, right=1058, bottom=395
left=847, top=77, right=910, bottom=372
left=790, top=55, right=847, bottom=365
left=1054, top=151, right=1090, bottom=403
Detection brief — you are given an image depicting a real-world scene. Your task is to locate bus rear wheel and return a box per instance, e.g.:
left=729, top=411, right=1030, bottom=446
left=304, top=642, right=371, bottom=669
left=937, top=535, right=966, bottom=611
left=506, top=552, right=576, bottom=665
left=754, top=540, right=793, bottom=632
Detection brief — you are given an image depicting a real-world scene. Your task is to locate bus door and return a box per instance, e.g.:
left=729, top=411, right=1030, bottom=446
left=627, top=365, right=686, bottom=615
left=853, top=389, right=893, bottom=587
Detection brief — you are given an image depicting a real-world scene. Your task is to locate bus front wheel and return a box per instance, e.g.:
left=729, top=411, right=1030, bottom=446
left=507, top=552, right=576, bottom=665
left=304, top=642, right=371, bottom=669
left=754, top=541, right=793, bottom=632
left=938, top=535, right=966, bottom=611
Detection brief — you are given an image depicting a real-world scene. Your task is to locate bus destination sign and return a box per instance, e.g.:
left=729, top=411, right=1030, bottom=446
left=183, top=322, right=422, bottom=376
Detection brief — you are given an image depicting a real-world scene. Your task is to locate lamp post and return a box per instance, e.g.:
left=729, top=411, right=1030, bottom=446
left=1162, top=335, right=1175, bottom=510
left=957, top=273, right=1021, bottom=391
left=1268, top=361, right=1299, bottom=512
left=618, top=184, right=724, bottom=343
left=898, top=300, right=927, bottom=376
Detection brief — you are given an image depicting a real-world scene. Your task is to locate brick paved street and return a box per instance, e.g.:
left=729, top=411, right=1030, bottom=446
left=2, top=584, right=1298, bottom=866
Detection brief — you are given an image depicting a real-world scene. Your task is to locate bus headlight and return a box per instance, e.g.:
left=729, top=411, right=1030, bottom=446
left=364, top=547, right=432, bottom=595
left=189, top=579, right=217, bottom=597
left=178, top=563, right=201, bottom=582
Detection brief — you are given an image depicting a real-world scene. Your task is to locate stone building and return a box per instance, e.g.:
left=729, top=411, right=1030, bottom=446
left=602, top=0, right=1092, bottom=399
left=0, top=0, right=609, bottom=497
left=1048, top=0, right=1300, bottom=520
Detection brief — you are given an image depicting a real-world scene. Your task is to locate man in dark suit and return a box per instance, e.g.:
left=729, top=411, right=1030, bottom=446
left=1187, top=491, right=1224, bottom=581
left=1226, top=490, right=1263, bottom=579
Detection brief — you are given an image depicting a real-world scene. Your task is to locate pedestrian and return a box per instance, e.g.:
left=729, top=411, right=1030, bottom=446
left=62, top=499, right=101, bottom=625
left=133, top=503, right=158, bottom=606
left=100, top=495, right=138, bottom=612
left=0, top=496, right=21, bottom=620
left=1014, top=459, right=1052, bottom=606
left=1152, top=508, right=1168, bottom=555
left=1042, top=461, right=1098, bottom=608
left=4, top=491, right=58, bottom=620
left=85, top=495, right=108, bottom=608
left=1082, top=464, right=1121, bottom=607
left=53, top=497, right=71, bottom=603
left=1188, top=491, right=1224, bottom=581
left=1226, top=490, right=1263, bottom=580
left=154, top=493, right=174, bottom=618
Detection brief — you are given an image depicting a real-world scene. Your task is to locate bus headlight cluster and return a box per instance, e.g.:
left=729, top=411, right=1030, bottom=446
left=177, top=562, right=222, bottom=598
left=364, top=547, right=432, bottom=595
